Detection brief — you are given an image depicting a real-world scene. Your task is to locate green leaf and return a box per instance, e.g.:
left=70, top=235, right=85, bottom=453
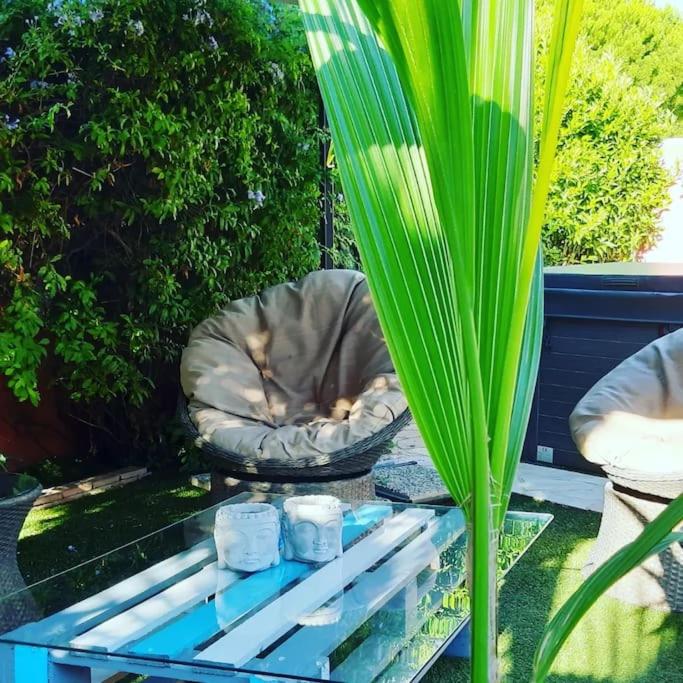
left=299, top=0, right=583, bottom=678
left=301, top=0, right=468, bottom=498
left=533, top=495, right=683, bottom=681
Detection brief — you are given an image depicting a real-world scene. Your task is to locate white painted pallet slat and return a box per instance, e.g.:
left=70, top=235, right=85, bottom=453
left=259, top=508, right=465, bottom=678
left=373, top=635, right=447, bottom=683
left=69, top=562, right=238, bottom=652
left=331, top=568, right=467, bottom=683
left=96, top=504, right=392, bottom=660
left=7, top=538, right=216, bottom=643
left=194, top=507, right=435, bottom=668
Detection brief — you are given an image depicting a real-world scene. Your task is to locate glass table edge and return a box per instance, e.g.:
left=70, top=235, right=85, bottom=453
left=2, top=491, right=552, bottom=597
left=359, top=510, right=554, bottom=683
left=0, top=501, right=553, bottom=683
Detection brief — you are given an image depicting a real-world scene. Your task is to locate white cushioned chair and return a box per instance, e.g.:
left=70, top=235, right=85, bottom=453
left=570, top=329, right=683, bottom=611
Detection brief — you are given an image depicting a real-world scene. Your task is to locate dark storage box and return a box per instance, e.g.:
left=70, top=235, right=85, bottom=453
left=523, top=263, right=683, bottom=475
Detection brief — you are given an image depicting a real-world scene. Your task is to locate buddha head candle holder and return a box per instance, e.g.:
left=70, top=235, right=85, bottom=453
left=283, top=495, right=343, bottom=564
left=214, top=503, right=280, bottom=573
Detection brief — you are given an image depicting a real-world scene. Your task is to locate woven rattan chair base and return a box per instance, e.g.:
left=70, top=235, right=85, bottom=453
left=179, top=393, right=410, bottom=481
left=584, top=481, right=683, bottom=612
left=0, top=478, right=42, bottom=632
left=210, top=470, right=376, bottom=504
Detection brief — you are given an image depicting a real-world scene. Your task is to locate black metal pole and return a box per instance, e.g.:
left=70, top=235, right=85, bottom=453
left=319, top=101, right=334, bottom=270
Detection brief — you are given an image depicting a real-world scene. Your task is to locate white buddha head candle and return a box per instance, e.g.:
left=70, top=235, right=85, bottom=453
left=283, top=495, right=343, bottom=564
left=214, top=503, right=280, bottom=573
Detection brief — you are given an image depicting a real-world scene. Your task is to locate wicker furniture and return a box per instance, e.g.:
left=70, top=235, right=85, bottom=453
left=570, top=330, right=683, bottom=612
left=179, top=270, right=411, bottom=500
left=179, top=393, right=409, bottom=499
left=584, top=480, right=683, bottom=611
left=0, top=474, right=41, bottom=631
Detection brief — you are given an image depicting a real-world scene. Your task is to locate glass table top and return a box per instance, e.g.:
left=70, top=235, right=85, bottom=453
left=0, top=492, right=551, bottom=682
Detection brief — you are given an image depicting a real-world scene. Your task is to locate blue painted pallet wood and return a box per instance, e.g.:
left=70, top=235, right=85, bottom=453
left=1, top=643, right=92, bottom=683
left=194, top=508, right=436, bottom=668
left=70, top=562, right=240, bottom=652
left=122, top=504, right=393, bottom=658
left=3, top=645, right=50, bottom=683
left=256, top=508, right=466, bottom=679
left=6, top=538, right=216, bottom=645
left=51, top=649, right=268, bottom=683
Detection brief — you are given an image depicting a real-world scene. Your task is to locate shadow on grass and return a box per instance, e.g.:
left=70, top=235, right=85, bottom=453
left=18, top=474, right=210, bottom=585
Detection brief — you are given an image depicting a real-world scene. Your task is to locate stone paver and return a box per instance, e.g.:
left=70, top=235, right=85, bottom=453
left=34, top=466, right=149, bottom=508
left=386, top=422, right=604, bottom=512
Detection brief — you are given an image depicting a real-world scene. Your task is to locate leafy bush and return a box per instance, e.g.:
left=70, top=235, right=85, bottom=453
left=1, top=0, right=677, bottom=466
left=0, top=0, right=322, bottom=463
left=536, top=1, right=674, bottom=264
left=579, top=0, right=683, bottom=128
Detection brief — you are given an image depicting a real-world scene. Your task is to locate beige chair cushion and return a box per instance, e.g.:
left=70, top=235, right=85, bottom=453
left=180, top=270, right=407, bottom=466
left=570, top=329, right=683, bottom=475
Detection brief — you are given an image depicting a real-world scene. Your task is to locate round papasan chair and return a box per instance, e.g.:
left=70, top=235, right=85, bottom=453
left=570, top=328, right=683, bottom=612
left=179, top=269, right=411, bottom=499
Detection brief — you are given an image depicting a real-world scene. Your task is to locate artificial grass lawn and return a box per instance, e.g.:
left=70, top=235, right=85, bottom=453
left=18, top=476, right=683, bottom=682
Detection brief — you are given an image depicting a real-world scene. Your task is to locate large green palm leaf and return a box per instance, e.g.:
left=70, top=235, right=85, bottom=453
left=301, top=0, right=472, bottom=500
left=299, top=0, right=582, bottom=678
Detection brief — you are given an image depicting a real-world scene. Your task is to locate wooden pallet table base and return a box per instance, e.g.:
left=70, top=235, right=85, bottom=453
left=0, top=494, right=551, bottom=683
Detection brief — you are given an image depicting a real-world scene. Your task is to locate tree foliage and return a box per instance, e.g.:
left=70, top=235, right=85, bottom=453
left=331, top=0, right=678, bottom=267
left=579, top=0, right=683, bottom=126
left=0, top=0, right=321, bottom=461
left=0, top=0, right=678, bottom=463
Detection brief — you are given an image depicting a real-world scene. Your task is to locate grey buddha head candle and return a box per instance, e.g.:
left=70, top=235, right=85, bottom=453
left=283, top=495, right=343, bottom=564
left=214, top=503, right=280, bottom=573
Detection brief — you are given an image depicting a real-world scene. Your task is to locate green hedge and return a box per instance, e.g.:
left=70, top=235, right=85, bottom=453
left=536, top=0, right=674, bottom=264
left=537, top=11, right=674, bottom=263
left=579, top=0, right=683, bottom=129
left=0, top=0, right=322, bottom=463
left=1, top=0, right=678, bottom=466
